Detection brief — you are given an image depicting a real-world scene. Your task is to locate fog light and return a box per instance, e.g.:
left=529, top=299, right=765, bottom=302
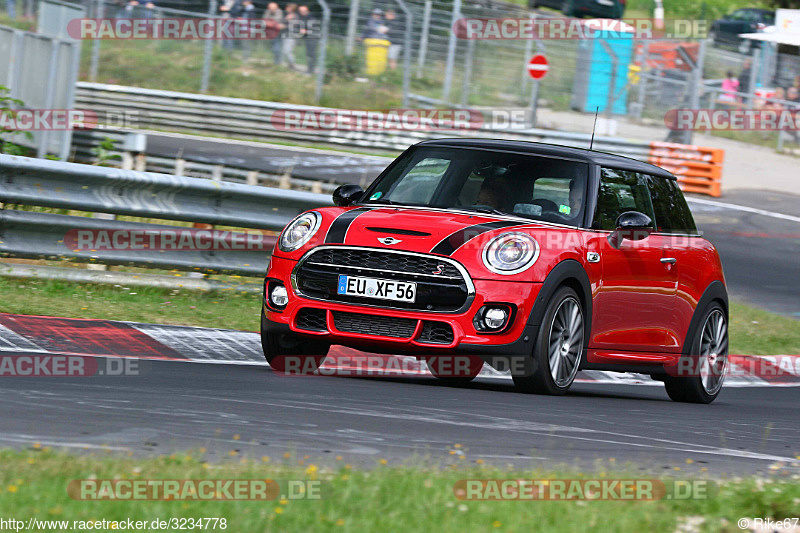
left=270, top=285, right=289, bottom=308
left=484, top=307, right=509, bottom=330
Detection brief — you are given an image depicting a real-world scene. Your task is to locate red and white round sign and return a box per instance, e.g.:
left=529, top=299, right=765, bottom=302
left=527, top=54, right=549, bottom=80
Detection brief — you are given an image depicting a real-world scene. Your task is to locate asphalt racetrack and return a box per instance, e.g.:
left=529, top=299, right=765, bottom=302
left=0, top=356, right=797, bottom=475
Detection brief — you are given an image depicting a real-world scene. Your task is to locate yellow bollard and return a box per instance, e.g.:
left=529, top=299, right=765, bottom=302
left=363, top=38, right=391, bottom=76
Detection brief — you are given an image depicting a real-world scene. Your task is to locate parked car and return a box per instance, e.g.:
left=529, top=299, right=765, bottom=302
left=709, top=8, right=775, bottom=54
left=262, top=139, right=729, bottom=403
left=529, top=0, right=625, bottom=19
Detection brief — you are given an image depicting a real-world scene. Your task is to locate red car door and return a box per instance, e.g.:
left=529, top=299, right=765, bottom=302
left=586, top=168, right=678, bottom=353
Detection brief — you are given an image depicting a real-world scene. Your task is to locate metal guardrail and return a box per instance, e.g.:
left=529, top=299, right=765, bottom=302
left=75, top=82, right=655, bottom=158
left=0, top=154, right=329, bottom=276
left=70, top=130, right=344, bottom=194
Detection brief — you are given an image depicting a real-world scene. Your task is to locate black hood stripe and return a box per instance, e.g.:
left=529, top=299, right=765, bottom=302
left=324, top=207, right=374, bottom=244
left=430, top=221, right=524, bottom=256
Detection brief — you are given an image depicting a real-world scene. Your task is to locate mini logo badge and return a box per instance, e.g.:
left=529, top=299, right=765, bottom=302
left=378, top=237, right=402, bottom=245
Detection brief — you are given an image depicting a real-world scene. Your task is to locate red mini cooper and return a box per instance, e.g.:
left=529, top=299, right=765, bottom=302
left=262, top=139, right=729, bottom=403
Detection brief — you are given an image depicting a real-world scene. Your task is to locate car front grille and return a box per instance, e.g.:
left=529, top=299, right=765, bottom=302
left=332, top=311, right=417, bottom=338
left=308, top=248, right=462, bottom=278
left=293, top=247, right=473, bottom=313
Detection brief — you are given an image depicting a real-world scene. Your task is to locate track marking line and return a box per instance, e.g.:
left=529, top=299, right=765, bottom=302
left=687, top=197, right=800, bottom=223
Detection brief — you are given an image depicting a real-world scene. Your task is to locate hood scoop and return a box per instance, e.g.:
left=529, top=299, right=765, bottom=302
left=366, top=227, right=432, bottom=237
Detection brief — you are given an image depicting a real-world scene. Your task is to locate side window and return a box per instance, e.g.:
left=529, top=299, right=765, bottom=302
left=647, top=176, right=698, bottom=234
left=593, top=168, right=655, bottom=231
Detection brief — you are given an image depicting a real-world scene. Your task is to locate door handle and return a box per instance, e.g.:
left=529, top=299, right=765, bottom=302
left=661, top=257, right=677, bottom=264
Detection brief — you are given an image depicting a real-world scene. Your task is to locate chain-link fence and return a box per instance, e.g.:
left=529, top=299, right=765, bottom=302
left=9, top=0, right=800, bottom=151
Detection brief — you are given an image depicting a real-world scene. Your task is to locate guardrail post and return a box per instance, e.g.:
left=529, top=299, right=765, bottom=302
left=314, top=0, right=330, bottom=104
left=175, top=158, right=186, bottom=176
left=394, top=0, right=413, bottom=108
left=415, top=0, right=431, bottom=79
left=89, top=0, right=104, bottom=82
left=201, top=0, right=218, bottom=94
left=344, top=0, right=360, bottom=56
left=212, top=165, right=224, bottom=181
left=461, top=38, right=475, bottom=107
left=246, top=170, right=259, bottom=185
left=441, top=0, right=461, bottom=102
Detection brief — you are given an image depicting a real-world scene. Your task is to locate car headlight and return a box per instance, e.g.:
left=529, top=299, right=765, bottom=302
left=279, top=212, right=321, bottom=252
left=482, top=232, right=539, bottom=275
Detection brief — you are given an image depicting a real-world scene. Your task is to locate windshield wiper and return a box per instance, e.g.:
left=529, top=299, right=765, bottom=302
left=459, top=206, right=508, bottom=216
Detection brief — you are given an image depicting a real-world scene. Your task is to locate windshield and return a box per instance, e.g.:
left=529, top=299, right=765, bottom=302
left=362, top=147, right=590, bottom=226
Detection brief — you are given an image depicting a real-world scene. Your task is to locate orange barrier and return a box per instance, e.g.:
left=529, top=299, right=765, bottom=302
left=648, top=142, right=724, bottom=197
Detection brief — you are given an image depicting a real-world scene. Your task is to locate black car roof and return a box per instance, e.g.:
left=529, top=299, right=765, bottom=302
left=415, top=138, right=677, bottom=180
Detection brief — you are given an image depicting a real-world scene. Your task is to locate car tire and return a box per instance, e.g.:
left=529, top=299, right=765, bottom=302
left=738, top=39, right=752, bottom=55
left=426, top=356, right=484, bottom=386
left=561, top=0, right=576, bottom=17
left=261, top=313, right=330, bottom=374
left=512, top=286, right=584, bottom=395
left=663, top=302, right=728, bottom=404
left=528, top=0, right=540, bottom=8
left=708, top=30, right=718, bottom=46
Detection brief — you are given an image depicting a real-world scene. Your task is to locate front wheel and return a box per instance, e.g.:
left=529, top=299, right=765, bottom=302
left=663, top=303, right=728, bottom=404
left=513, top=286, right=584, bottom=395
left=261, top=314, right=329, bottom=374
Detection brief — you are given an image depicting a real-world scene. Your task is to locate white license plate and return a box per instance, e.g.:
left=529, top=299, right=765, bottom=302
left=597, top=0, right=614, bottom=5
left=337, top=275, right=417, bottom=303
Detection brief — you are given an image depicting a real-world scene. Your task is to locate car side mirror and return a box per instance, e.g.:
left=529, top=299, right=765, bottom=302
left=608, top=211, right=653, bottom=249
left=332, top=184, right=364, bottom=207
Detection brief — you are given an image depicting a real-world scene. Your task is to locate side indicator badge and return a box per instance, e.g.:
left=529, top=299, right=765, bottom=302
left=587, top=252, right=600, bottom=263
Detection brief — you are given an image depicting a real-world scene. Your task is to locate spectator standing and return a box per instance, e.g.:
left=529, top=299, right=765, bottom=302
left=788, top=86, right=799, bottom=104
left=5, top=0, right=15, bottom=19
left=297, top=5, right=319, bottom=75
left=361, top=8, right=386, bottom=40
left=219, top=0, right=238, bottom=50
left=719, top=70, right=739, bottom=105
left=384, top=9, right=404, bottom=71
left=238, top=0, right=256, bottom=59
left=738, top=59, right=752, bottom=102
left=282, top=3, right=298, bottom=70
left=263, top=2, right=284, bottom=65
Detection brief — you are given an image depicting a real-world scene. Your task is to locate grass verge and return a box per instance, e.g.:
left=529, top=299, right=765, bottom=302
left=1, top=449, right=799, bottom=532
left=0, top=276, right=797, bottom=354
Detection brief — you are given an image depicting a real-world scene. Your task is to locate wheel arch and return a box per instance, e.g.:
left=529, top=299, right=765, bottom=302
left=681, top=280, right=728, bottom=355
left=526, top=259, right=593, bottom=340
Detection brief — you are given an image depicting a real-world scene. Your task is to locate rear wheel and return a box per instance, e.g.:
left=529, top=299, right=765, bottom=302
left=426, top=356, right=484, bottom=386
left=664, top=303, right=728, bottom=404
left=513, top=286, right=584, bottom=395
left=261, top=314, right=329, bottom=374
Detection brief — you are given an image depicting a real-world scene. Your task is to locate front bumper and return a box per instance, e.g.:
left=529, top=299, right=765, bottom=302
left=263, top=253, right=542, bottom=357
